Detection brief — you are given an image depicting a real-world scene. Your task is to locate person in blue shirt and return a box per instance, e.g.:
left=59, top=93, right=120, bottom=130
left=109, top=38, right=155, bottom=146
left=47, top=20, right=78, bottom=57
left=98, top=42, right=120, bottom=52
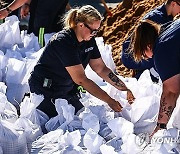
left=121, top=0, right=180, bottom=81
left=29, top=5, right=134, bottom=118
left=130, top=18, right=180, bottom=132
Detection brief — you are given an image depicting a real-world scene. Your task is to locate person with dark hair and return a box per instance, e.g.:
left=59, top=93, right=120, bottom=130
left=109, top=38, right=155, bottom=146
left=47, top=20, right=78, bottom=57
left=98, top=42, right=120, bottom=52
left=121, top=0, right=180, bottom=81
left=130, top=18, right=180, bottom=133
left=29, top=5, right=134, bottom=118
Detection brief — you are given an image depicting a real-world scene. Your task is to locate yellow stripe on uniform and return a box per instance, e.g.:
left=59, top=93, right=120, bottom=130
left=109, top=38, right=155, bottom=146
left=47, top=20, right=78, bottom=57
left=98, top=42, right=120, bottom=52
left=77, top=86, right=86, bottom=93
left=38, top=27, right=45, bottom=48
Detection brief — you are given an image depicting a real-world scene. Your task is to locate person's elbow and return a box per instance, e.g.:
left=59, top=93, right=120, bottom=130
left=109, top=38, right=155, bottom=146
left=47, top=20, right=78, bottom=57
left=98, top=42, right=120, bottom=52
left=163, top=77, right=180, bottom=97
left=163, top=84, right=180, bottom=96
left=72, top=75, right=89, bottom=86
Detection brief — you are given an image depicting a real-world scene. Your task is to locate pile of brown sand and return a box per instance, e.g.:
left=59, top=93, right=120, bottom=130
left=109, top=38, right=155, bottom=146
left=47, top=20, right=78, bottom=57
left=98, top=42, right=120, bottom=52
left=99, top=0, right=165, bottom=77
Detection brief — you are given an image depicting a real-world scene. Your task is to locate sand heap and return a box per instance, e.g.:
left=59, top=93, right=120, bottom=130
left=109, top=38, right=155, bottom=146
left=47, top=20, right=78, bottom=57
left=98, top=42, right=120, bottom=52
left=99, top=0, right=165, bottom=77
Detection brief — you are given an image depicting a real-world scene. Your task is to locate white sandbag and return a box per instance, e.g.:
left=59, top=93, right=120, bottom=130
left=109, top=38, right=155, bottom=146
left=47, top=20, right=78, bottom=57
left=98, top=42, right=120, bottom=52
left=81, top=112, right=100, bottom=133
left=105, top=82, right=127, bottom=102
left=121, top=134, right=145, bottom=154
left=21, top=31, right=40, bottom=51
left=59, top=130, right=81, bottom=148
left=15, top=117, right=42, bottom=153
left=83, top=128, right=104, bottom=153
left=38, top=144, right=60, bottom=154
left=108, top=117, right=134, bottom=139
left=25, top=46, right=44, bottom=60
left=6, top=83, right=29, bottom=109
left=0, top=146, right=3, bottom=154
left=45, top=115, right=65, bottom=133
left=89, top=105, right=114, bottom=123
left=38, top=130, right=83, bottom=154
left=67, top=116, right=86, bottom=135
left=5, top=57, right=39, bottom=107
left=5, top=49, right=41, bottom=83
left=131, top=96, right=160, bottom=134
left=31, top=129, right=64, bottom=154
left=0, top=50, right=7, bottom=68
left=0, top=16, right=22, bottom=49
left=0, top=82, right=7, bottom=94
left=0, top=50, right=5, bottom=81
left=9, top=44, right=31, bottom=58
left=0, top=26, right=6, bottom=49
left=45, top=99, right=75, bottom=132
left=20, top=93, right=48, bottom=131
left=95, top=37, right=116, bottom=71
left=0, top=70, right=2, bottom=82
left=5, top=49, right=23, bottom=61
left=20, top=59, right=37, bottom=84
left=60, top=146, right=86, bottom=154
left=5, top=58, right=24, bottom=84
left=0, top=120, right=28, bottom=154
left=105, top=138, right=123, bottom=152
left=125, top=70, right=162, bottom=99
left=100, top=144, right=119, bottom=154
left=143, top=128, right=179, bottom=153
left=0, top=93, right=18, bottom=123
left=99, top=123, right=115, bottom=141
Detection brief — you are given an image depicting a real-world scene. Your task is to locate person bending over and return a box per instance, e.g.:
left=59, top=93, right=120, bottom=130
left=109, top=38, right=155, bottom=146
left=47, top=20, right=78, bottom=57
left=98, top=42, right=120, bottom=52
left=130, top=19, right=180, bottom=133
left=29, top=5, right=134, bottom=118
left=121, top=0, right=180, bottom=81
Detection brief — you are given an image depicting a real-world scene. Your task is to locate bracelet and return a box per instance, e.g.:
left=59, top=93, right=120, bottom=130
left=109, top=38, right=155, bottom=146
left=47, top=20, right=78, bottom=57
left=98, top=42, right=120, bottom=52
left=157, top=123, right=167, bottom=129
left=6, top=7, right=12, bottom=14
left=24, top=3, right=30, bottom=7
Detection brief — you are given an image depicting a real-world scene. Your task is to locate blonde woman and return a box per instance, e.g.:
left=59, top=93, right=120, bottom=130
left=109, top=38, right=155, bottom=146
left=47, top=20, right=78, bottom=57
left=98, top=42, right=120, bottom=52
left=29, top=5, right=134, bottom=118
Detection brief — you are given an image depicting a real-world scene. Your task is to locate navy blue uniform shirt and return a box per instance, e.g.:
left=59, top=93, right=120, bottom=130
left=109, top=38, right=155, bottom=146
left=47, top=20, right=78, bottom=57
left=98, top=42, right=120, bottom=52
left=121, top=4, right=173, bottom=78
left=154, top=19, right=180, bottom=82
left=32, top=29, right=101, bottom=94
left=28, top=0, right=68, bottom=35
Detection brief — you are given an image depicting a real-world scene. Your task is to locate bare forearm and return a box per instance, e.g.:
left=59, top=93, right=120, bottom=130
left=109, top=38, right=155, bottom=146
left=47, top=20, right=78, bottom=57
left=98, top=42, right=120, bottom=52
left=78, top=77, right=122, bottom=112
left=97, top=67, right=129, bottom=91
left=8, top=0, right=30, bottom=11
left=158, top=90, right=179, bottom=124
left=80, top=77, right=123, bottom=111
left=80, top=78, right=112, bottom=102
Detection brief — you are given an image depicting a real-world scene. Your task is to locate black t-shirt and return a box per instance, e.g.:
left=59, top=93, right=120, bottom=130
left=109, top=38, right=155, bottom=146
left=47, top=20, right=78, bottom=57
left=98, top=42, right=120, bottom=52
left=154, top=19, right=180, bottom=82
left=33, top=29, right=101, bottom=93
left=33, top=0, right=68, bottom=35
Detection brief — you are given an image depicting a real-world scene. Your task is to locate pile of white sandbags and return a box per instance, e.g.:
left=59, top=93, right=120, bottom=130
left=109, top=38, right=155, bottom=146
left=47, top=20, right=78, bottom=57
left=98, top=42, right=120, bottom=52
left=0, top=16, right=179, bottom=154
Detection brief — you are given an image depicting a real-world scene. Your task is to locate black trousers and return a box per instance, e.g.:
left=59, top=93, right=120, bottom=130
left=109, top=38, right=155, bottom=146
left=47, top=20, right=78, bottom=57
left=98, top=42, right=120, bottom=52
left=28, top=74, right=83, bottom=118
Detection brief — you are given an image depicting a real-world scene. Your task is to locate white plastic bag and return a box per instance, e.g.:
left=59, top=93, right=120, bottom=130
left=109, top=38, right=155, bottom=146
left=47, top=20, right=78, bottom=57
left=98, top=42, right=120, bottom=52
left=0, top=120, right=28, bottom=154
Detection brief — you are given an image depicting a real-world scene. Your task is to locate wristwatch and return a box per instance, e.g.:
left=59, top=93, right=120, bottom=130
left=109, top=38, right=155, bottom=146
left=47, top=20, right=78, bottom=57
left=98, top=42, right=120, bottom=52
left=157, top=123, right=167, bottom=129
left=6, top=7, right=12, bottom=14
